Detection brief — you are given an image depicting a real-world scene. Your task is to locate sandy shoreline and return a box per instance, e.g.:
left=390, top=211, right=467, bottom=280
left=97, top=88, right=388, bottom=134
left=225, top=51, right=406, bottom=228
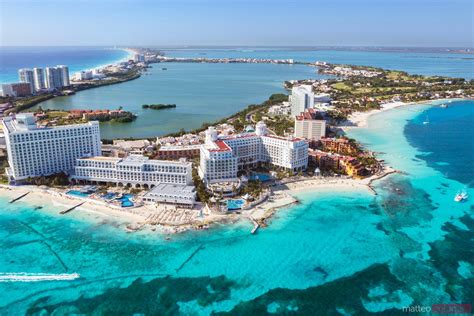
left=81, top=47, right=136, bottom=74
left=4, top=91, right=451, bottom=235
left=343, top=98, right=464, bottom=129
left=0, top=165, right=393, bottom=234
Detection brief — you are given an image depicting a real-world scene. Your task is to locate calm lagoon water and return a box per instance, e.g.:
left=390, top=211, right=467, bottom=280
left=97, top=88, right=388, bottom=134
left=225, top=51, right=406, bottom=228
left=1, top=100, right=472, bottom=314
left=27, top=47, right=474, bottom=139
left=35, top=62, right=324, bottom=139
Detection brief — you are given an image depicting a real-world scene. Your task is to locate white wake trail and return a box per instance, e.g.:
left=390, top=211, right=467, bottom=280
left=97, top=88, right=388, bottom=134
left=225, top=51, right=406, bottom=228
left=0, top=272, right=80, bottom=282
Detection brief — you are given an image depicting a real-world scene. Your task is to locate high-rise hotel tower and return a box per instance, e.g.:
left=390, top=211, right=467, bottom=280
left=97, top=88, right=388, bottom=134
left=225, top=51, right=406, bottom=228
left=2, top=113, right=101, bottom=183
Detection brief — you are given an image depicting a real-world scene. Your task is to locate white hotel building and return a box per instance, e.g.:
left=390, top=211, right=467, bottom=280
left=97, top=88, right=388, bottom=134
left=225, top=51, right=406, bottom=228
left=3, top=113, right=101, bottom=183
left=290, top=85, right=314, bottom=117
left=199, top=122, right=308, bottom=183
left=71, top=155, right=193, bottom=188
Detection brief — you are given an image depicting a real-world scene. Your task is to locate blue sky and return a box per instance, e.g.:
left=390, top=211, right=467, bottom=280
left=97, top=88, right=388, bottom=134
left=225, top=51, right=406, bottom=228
left=0, top=0, right=472, bottom=47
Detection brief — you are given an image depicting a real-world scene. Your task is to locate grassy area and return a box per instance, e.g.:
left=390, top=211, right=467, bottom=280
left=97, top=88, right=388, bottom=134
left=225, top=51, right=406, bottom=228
left=331, top=82, right=352, bottom=91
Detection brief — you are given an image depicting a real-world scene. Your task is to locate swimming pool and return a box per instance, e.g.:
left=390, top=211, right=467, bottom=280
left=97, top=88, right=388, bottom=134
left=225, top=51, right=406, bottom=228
left=67, top=190, right=91, bottom=198
left=102, top=192, right=117, bottom=200
left=249, top=172, right=272, bottom=182
left=227, top=199, right=245, bottom=211
left=116, top=194, right=134, bottom=207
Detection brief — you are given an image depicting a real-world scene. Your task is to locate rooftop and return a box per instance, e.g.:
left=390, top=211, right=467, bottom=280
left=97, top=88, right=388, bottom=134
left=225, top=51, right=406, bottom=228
left=295, top=108, right=325, bottom=121
left=147, top=183, right=195, bottom=195
left=2, top=115, right=99, bottom=134
left=209, top=140, right=232, bottom=152
left=158, top=144, right=202, bottom=151
left=79, top=154, right=191, bottom=166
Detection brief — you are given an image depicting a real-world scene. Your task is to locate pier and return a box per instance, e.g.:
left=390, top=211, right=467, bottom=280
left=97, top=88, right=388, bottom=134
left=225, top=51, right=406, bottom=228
left=60, top=202, right=85, bottom=215
left=250, top=217, right=260, bottom=234
left=9, top=192, right=30, bottom=203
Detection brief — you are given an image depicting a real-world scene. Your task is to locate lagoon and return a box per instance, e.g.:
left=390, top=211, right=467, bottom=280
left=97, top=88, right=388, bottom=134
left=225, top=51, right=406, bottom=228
left=35, top=62, right=325, bottom=139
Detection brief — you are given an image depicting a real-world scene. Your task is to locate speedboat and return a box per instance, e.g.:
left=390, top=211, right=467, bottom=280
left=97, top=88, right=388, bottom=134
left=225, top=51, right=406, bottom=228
left=454, top=190, right=468, bottom=202
left=440, top=103, right=448, bottom=108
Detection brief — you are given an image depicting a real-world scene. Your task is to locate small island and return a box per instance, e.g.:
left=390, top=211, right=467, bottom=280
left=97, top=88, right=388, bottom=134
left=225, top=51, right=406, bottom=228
left=142, top=104, right=176, bottom=110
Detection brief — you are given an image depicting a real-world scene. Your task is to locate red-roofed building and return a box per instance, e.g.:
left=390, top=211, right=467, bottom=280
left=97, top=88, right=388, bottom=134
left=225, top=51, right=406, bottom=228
left=294, top=108, right=326, bottom=141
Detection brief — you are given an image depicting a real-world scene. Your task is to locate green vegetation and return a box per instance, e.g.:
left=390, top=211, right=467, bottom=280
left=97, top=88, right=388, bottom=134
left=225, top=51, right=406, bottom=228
left=242, top=180, right=263, bottom=198
left=165, top=93, right=289, bottom=138
left=32, top=109, right=136, bottom=125
left=5, top=94, right=55, bottom=115
left=310, top=63, right=474, bottom=121
left=0, top=156, right=9, bottom=184
left=264, top=115, right=293, bottom=136
left=25, top=172, right=70, bottom=187
left=192, top=166, right=210, bottom=203
left=142, top=104, right=177, bottom=110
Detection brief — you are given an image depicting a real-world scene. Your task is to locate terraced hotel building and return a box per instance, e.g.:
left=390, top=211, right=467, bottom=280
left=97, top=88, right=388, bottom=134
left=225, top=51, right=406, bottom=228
left=71, top=155, right=193, bottom=188
left=199, top=122, right=308, bottom=183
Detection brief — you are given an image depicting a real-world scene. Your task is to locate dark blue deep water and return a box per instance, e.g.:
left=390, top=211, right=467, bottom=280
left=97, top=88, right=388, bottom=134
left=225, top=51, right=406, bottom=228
left=405, top=100, right=474, bottom=187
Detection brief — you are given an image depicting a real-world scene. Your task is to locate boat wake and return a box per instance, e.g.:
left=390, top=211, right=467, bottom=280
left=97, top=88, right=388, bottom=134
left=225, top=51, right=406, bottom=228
left=0, top=272, right=80, bottom=282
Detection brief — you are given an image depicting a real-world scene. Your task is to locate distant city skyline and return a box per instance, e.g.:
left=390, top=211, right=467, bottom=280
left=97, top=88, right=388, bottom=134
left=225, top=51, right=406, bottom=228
left=0, top=0, right=472, bottom=47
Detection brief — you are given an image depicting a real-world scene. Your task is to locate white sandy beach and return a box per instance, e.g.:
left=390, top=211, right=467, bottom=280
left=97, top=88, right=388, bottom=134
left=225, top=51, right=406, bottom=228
left=344, top=101, right=407, bottom=128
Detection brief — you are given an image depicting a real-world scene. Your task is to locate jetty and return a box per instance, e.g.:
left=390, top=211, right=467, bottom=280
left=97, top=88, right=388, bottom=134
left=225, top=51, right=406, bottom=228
left=250, top=217, right=260, bottom=234
left=60, top=202, right=85, bottom=215
left=9, top=192, right=30, bottom=203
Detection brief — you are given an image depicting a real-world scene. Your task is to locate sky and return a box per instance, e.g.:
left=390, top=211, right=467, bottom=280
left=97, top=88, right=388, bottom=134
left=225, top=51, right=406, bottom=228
left=0, top=0, right=472, bottom=47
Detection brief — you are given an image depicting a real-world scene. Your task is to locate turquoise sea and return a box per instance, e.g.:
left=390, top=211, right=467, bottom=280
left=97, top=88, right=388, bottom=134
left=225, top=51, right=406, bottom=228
left=29, top=47, right=474, bottom=139
left=0, top=47, right=131, bottom=84
left=1, top=100, right=472, bottom=314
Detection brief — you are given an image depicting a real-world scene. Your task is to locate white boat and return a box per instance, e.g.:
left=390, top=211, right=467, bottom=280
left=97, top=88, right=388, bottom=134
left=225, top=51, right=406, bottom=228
left=440, top=103, right=448, bottom=108
left=454, top=190, right=468, bottom=202
left=423, top=116, right=430, bottom=125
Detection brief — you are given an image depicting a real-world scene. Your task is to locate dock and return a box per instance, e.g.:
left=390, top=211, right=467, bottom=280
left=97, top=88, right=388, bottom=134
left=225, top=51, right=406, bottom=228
left=9, top=192, right=30, bottom=203
left=60, top=202, right=85, bottom=215
left=250, top=217, right=260, bottom=234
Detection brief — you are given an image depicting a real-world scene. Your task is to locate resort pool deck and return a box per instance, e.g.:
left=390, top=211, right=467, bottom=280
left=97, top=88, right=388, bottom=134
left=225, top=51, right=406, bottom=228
left=227, top=199, right=245, bottom=211
left=249, top=172, right=272, bottom=182
left=102, top=192, right=118, bottom=200
left=116, top=194, right=134, bottom=208
left=66, top=190, right=91, bottom=198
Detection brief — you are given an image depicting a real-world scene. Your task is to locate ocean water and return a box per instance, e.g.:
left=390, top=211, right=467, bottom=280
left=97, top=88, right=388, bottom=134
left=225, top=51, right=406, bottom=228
left=0, top=46, right=130, bottom=83
left=163, top=48, right=474, bottom=79
left=34, top=62, right=325, bottom=139
left=1, top=100, right=472, bottom=314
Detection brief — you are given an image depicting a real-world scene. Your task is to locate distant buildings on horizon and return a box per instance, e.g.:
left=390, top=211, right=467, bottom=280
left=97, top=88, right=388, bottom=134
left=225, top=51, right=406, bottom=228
left=1, top=65, right=71, bottom=97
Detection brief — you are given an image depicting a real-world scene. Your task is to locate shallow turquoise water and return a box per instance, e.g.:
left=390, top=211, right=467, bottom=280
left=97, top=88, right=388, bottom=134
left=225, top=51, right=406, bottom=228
left=1, top=101, right=472, bottom=314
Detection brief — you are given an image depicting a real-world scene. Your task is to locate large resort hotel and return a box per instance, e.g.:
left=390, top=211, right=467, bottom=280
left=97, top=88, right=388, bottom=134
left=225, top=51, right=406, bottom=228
left=3, top=113, right=101, bottom=183
left=71, top=155, right=192, bottom=188
left=199, top=121, right=308, bottom=184
left=2, top=113, right=196, bottom=207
